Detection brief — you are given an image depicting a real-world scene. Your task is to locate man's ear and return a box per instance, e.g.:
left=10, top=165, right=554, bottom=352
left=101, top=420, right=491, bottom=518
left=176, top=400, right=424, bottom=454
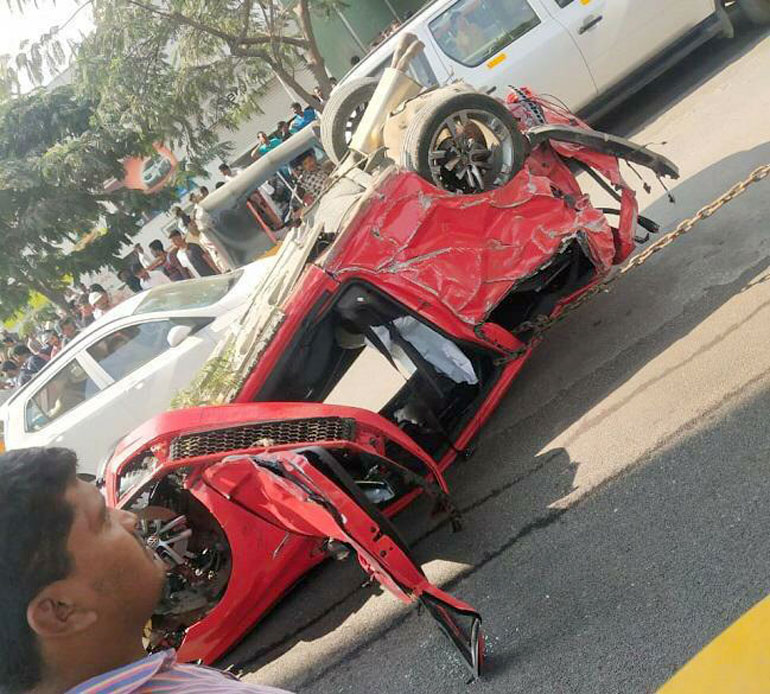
left=27, top=585, right=98, bottom=639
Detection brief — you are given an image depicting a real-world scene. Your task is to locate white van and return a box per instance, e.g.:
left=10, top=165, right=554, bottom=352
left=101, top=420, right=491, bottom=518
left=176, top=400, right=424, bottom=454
left=341, top=0, right=731, bottom=121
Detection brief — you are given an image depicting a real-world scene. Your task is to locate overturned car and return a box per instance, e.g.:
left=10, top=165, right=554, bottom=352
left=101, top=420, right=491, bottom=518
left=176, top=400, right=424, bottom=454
left=102, top=36, right=678, bottom=678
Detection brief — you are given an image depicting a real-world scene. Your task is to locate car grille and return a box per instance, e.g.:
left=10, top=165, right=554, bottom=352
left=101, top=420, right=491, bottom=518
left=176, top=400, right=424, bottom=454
left=169, top=417, right=356, bottom=460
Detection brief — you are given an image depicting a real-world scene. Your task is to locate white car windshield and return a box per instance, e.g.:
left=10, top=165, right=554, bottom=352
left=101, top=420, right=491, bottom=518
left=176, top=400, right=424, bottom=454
left=133, top=271, right=243, bottom=315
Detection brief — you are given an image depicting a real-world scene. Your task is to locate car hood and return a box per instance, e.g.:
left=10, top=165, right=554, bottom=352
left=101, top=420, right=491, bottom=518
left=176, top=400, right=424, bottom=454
left=204, top=448, right=483, bottom=677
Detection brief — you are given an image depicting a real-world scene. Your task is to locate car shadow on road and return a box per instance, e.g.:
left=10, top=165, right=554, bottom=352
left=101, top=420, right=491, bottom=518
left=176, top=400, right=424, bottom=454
left=222, top=140, right=770, bottom=685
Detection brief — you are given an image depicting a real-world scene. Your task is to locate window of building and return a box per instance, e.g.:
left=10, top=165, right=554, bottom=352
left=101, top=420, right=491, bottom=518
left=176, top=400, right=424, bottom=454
left=429, top=0, right=540, bottom=68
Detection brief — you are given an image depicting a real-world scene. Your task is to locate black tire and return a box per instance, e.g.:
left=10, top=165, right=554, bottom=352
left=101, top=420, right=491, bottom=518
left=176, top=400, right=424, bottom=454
left=739, top=0, right=770, bottom=24
left=399, top=91, right=527, bottom=195
left=320, top=77, right=379, bottom=164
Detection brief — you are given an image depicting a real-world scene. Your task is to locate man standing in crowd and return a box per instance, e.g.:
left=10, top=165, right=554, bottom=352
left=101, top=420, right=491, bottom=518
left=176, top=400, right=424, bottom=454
left=0, top=447, right=294, bottom=694
left=188, top=189, right=229, bottom=272
left=276, top=120, right=292, bottom=142
left=118, top=268, right=143, bottom=294
left=133, top=243, right=156, bottom=269
left=132, top=262, right=171, bottom=290
left=169, top=230, right=220, bottom=278
left=42, top=330, right=64, bottom=360
left=219, top=163, right=242, bottom=179
left=89, top=289, right=112, bottom=320
left=76, top=296, right=95, bottom=327
left=293, top=150, right=330, bottom=204
left=58, top=317, right=78, bottom=346
left=148, top=239, right=190, bottom=281
left=5, top=344, right=47, bottom=386
left=288, top=102, right=317, bottom=134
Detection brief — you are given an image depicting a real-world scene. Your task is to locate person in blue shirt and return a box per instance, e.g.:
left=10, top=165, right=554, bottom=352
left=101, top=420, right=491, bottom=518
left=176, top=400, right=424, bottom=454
left=288, top=102, right=317, bottom=134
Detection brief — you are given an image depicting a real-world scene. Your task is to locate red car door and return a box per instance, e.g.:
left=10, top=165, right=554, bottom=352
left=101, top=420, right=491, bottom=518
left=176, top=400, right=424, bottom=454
left=202, top=446, right=484, bottom=677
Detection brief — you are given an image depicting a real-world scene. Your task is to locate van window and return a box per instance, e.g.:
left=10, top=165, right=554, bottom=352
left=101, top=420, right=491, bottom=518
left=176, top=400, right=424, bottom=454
left=25, top=360, right=100, bottom=432
left=88, top=321, right=174, bottom=381
left=429, top=0, right=540, bottom=68
left=367, top=51, right=439, bottom=87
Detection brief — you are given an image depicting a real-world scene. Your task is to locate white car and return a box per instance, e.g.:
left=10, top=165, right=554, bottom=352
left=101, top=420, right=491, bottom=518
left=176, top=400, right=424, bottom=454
left=142, top=155, right=173, bottom=187
left=0, top=259, right=275, bottom=473
left=340, top=0, right=736, bottom=122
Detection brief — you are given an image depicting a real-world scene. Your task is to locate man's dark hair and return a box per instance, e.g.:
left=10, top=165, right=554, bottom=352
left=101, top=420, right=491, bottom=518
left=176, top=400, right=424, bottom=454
left=0, top=448, right=77, bottom=692
left=89, top=283, right=106, bottom=293
left=277, top=120, right=287, bottom=129
left=58, top=317, right=76, bottom=330
left=11, top=344, right=31, bottom=358
left=117, top=268, right=132, bottom=281
left=199, top=186, right=209, bottom=195
left=169, top=229, right=182, bottom=239
left=215, top=181, right=225, bottom=189
left=1, top=360, right=17, bottom=373
left=350, top=55, right=360, bottom=66
left=149, top=239, right=164, bottom=252
left=290, top=101, right=301, bottom=110
left=218, top=163, right=230, bottom=172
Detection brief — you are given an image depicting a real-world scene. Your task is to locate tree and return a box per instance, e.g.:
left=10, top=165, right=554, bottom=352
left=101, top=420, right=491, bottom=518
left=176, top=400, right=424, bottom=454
left=9, top=0, right=344, bottom=162
left=0, top=84, right=177, bottom=319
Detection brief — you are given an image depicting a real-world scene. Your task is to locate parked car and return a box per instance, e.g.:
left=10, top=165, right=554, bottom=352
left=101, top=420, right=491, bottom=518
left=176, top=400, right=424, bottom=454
left=102, top=83, right=678, bottom=673
left=323, top=0, right=736, bottom=162
left=0, top=259, right=275, bottom=473
left=142, top=154, right=174, bottom=188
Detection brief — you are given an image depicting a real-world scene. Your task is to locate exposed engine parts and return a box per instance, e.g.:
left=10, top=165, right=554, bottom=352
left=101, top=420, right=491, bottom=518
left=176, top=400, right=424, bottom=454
left=130, top=473, right=232, bottom=652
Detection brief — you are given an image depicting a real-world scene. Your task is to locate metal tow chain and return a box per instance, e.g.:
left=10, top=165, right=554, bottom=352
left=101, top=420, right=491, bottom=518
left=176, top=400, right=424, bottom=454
left=495, top=163, right=770, bottom=365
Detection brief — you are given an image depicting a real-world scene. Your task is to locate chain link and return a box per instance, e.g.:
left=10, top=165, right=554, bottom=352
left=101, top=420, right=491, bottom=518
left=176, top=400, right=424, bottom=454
left=495, top=163, right=770, bottom=364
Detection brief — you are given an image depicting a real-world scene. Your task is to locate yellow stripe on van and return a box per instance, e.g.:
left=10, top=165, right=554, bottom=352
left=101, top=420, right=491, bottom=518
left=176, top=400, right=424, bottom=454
left=581, top=0, right=591, bottom=4
left=487, top=53, right=506, bottom=69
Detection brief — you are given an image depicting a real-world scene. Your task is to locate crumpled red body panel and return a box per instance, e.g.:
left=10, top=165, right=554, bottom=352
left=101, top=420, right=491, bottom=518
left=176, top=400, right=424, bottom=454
left=324, top=94, right=638, bottom=326
left=325, top=166, right=614, bottom=326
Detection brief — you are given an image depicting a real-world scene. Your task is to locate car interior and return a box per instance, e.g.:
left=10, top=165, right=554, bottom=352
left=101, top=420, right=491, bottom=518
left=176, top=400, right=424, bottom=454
left=253, top=282, right=498, bottom=459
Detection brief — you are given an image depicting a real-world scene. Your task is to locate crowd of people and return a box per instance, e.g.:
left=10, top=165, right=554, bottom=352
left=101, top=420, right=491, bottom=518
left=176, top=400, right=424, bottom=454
left=1, top=316, right=79, bottom=389
left=348, top=10, right=414, bottom=66
left=1, top=97, right=337, bottom=394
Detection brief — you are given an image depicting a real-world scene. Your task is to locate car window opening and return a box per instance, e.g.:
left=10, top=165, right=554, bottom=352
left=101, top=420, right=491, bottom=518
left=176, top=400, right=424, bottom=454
left=254, top=283, right=497, bottom=459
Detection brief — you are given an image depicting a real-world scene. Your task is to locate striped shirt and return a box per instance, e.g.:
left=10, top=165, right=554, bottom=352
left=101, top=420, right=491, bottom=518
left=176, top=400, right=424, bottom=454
left=65, top=650, right=292, bottom=694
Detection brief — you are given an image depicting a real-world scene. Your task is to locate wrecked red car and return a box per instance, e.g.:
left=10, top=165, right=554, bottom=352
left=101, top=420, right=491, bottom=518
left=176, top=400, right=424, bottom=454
left=102, top=60, right=678, bottom=677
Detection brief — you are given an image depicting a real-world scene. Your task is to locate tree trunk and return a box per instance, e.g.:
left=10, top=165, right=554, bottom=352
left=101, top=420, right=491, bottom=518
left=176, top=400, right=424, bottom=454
left=297, top=0, right=333, bottom=99
left=264, top=54, right=321, bottom=109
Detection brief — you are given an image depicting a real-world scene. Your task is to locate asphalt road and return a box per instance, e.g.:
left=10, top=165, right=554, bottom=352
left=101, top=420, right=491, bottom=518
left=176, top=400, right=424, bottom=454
left=232, top=18, right=770, bottom=693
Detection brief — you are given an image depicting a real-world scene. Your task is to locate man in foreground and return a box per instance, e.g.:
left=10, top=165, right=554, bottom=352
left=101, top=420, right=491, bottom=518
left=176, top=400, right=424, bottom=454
left=0, top=447, right=292, bottom=694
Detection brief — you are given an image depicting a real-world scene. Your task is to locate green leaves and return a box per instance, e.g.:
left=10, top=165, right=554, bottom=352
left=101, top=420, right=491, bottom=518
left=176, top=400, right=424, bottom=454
left=0, top=84, right=172, bottom=318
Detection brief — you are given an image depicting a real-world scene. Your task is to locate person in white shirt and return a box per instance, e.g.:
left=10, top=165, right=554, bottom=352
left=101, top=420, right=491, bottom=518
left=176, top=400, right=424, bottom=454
left=89, top=291, right=111, bottom=320
left=133, top=243, right=156, bottom=269
left=169, top=230, right=220, bottom=278
left=132, top=263, right=171, bottom=290
left=218, top=163, right=242, bottom=179
left=188, top=188, right=230, bottom=272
